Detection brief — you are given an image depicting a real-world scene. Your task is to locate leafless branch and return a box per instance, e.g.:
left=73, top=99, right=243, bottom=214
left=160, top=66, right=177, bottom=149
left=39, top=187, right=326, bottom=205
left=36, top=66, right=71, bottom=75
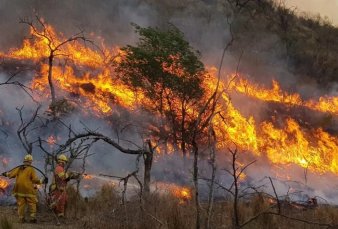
left=268, top=177, right=281, bottom=214
left=19, top=15, right=96, bottom=106
left=16, top=105, right=41, bottom=154
left=206, top=122, right=217, bottom=229
left=0, top=68, right=36, bottom=102
left=120, top=170, right=141, bottom=205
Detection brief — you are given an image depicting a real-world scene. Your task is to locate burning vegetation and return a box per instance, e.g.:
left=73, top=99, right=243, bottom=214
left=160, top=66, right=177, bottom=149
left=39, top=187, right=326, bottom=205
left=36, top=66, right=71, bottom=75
left=1, top=0, right=338, bottom=228
left=0, top=177, right=9, bottom=191
left=2, top=20, right=338, bottom=176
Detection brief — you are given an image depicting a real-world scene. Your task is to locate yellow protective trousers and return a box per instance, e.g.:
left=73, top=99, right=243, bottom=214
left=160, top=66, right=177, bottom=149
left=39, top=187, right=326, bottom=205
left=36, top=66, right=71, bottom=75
left=16, top=196, right=38, bottom=220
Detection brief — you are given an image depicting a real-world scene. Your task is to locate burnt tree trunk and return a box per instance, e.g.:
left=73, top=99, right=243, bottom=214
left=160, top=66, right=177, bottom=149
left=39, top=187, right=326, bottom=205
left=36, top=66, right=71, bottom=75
left=181, top=100, right=187, bottom=157
left=232, top=151, right=240, bottom=229
left=143, top=141, right=154, bottom=194
left=192, top=139, right=200, bottom=229
left=206, top=127, right=217, bottom=229
left=48, top=52, right=56, bottom=105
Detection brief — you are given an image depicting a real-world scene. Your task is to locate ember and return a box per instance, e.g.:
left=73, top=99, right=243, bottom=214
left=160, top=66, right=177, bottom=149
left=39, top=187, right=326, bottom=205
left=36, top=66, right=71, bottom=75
left=83, top=174, right=93, bottom=180
left=47, top=135, right=57, bottom=145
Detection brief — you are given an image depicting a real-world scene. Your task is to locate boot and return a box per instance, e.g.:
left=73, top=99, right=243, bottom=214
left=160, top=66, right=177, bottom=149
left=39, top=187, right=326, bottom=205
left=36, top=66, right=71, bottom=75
left=29, top=218, right=37, bottom=223
left=18, top=218, right=25, bottom=223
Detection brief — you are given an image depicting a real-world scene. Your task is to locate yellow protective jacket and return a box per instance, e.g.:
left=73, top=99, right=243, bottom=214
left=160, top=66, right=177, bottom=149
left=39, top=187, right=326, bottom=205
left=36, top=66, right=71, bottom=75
left=7, top=166, right=42, bottom=198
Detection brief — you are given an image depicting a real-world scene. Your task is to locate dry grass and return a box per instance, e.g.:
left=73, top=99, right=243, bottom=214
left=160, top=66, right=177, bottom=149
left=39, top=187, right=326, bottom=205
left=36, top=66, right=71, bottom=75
left=60, top=186, right=338, bottom=229
left=71, top=185, right=196, bottom=229
left=1, top=186, right=338, bottom=228
left=0, top=216, right=13, bottom=229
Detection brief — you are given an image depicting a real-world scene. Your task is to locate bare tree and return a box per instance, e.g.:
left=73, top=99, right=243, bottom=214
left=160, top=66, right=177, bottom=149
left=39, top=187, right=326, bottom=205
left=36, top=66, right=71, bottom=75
left=205, top=118, right=217, bottom=229
left=0, top=65, right=36, bottom=101
left=16, top=105, right=42, bottom=154
left=19, top=15, right=93, bottom=108
left=214, top=147, right=256, bottom=229
left=39, top=123, right=155, bottom=195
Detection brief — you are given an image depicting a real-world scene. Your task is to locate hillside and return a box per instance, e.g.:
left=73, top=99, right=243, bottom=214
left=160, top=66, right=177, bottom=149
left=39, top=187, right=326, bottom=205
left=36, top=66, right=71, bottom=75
left=130, top=0, right=338, bottom=88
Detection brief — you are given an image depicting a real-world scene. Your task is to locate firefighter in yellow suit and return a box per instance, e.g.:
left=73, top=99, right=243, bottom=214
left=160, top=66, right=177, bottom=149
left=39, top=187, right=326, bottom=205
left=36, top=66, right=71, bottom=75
left=1, top=154, right=48, bottom=223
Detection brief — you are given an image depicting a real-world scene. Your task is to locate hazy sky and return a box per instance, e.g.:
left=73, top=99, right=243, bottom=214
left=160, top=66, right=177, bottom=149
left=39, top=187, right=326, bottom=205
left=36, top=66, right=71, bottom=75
left=285, top=0, right=338, bottom=25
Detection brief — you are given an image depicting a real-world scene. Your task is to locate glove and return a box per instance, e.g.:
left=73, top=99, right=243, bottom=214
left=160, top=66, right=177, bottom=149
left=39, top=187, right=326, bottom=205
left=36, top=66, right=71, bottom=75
left=70, top=171, right=80, bottom=179
left=74, top=173, right=81, bottom=179
left=1, top=172, right=7, bottom=177
left=42, top=177, right=48, bottom=184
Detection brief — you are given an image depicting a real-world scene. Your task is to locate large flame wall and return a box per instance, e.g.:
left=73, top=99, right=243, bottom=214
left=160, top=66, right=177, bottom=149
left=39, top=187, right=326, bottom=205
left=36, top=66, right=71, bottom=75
left=1, top=23, right=338, bottom=178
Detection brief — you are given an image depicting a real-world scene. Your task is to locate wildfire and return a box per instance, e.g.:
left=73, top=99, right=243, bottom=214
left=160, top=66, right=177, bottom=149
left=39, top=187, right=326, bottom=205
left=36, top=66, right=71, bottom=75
left=2, top=22, right=338, bottom=179
left=213, top=88, right=338, bottom=174
left=47, top=135, right=57, bottom=145
left=260, top=119, right=338, bottom=173
left=229, top=77, right=338, bottom=116
left=6, top=20, right=136, bottom=115
left=0, top=177, right=9, bottom=190
left=83, top=174, right=93, bottom=180
left=154, top=182, right=192, bottom=203
left=172, top=186, right=192, bottom=203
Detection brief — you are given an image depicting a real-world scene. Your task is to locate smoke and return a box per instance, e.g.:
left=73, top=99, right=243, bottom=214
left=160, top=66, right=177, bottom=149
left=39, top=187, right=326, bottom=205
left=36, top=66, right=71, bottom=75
left=0, top=0, right=307, bottom=86
left=0, top=0, right=338, bottom=204
left=0, top=0, right=233, bottom=177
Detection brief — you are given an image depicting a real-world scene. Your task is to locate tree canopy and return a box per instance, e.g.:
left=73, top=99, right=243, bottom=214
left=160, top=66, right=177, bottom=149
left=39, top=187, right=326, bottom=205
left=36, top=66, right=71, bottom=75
left=117, top=24, right=205, bottom=106
left=116, top=24, right=207, bottom=155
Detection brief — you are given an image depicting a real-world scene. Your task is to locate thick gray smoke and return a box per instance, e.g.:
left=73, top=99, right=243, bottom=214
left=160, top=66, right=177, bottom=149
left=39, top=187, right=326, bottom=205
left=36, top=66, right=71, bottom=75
left=0, top=0, right=321, bottom=88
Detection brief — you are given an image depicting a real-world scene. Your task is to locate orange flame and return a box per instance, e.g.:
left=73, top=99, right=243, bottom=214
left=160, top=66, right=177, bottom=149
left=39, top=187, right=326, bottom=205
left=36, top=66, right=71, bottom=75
left=3, top=23, right=338, bottom=178
left=206, top=75, right=338, bottom=174
left=47, top=135, right=57, bottom=145
left=0, top=177, right=9, bottom=190
left=172, top=186, right=192, bottom=203
left=83, top=174, right=93, bottom=180
left=229, top=77, right=338, bottom=116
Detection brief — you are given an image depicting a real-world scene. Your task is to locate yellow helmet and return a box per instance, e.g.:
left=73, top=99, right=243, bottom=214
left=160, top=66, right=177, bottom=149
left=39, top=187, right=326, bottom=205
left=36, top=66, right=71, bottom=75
left=57, top=154, right=68, bottom=163
left=23, top=154, right=33, bottom=162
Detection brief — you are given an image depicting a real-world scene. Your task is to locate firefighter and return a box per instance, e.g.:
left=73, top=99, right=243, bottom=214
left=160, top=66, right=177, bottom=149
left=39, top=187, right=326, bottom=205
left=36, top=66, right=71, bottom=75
left=1, top=154, right=48, bottom=223
left=49, top=154, right=79, bottom=218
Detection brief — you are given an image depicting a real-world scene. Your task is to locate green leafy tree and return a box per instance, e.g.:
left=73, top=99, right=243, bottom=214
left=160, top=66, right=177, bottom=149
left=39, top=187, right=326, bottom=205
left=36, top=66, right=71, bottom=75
left=116, top=24, right=206, bottom=156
